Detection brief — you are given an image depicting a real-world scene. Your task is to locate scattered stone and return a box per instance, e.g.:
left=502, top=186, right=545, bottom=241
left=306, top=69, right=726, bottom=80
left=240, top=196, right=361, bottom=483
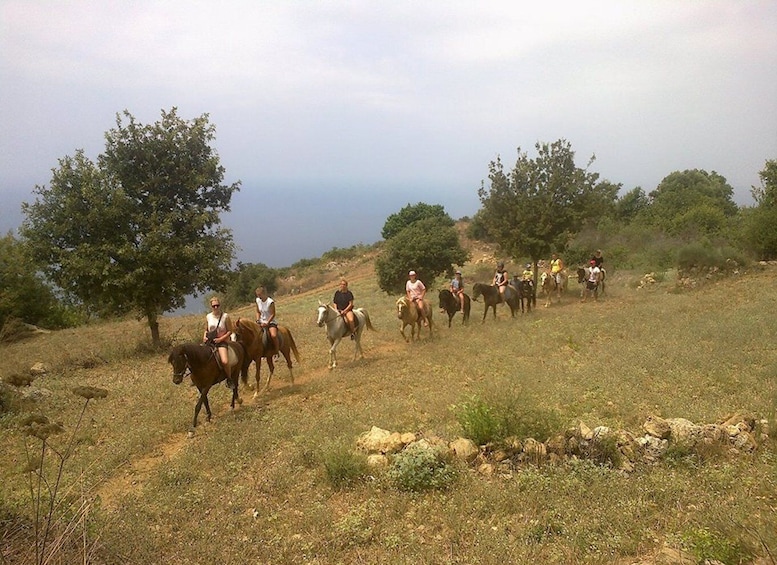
left=366, top=454, right=388, bottom=468
left=30, top=362, right=48, bottom=376
left=449, top=437, right=479, bottom=462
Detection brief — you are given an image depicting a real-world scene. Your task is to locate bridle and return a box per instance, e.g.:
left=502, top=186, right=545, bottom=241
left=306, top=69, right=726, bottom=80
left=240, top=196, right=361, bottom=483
left=172, top=352, right=192, bottom=380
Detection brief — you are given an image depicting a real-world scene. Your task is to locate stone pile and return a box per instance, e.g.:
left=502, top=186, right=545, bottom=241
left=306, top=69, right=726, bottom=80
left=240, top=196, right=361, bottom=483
left=356, top=413, right=768, bottom=476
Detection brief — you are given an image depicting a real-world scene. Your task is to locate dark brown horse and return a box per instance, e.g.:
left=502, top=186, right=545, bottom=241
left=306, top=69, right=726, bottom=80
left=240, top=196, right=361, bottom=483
left=232, top=318, right=301, bottom=398
left=438, top=289, right=470, bottom=327
left=471, top=282, right=519, bottom=322
left=168, top=342, right=245, bottom=435
left=509, top=277, right=533, bottom=314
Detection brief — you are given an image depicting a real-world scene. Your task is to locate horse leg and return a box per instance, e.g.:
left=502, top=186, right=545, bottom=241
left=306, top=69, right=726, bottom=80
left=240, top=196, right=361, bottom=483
left=282, top=349, right=294, bottom=386
left=192, top=393, right=205, bottom=429
left=327, top=337, right=337, bottom=369
left=201, top=390, right=213, bottom=423
left=353, top=330, right=364, bottom=360
left=252, top=360, right=263, bottom=399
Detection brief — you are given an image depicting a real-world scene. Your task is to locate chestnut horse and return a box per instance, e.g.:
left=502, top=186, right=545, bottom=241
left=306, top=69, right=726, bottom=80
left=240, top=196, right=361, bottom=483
left=168, top=342, right=245, bottom=434
left=232, top=318, right=300, bottom=398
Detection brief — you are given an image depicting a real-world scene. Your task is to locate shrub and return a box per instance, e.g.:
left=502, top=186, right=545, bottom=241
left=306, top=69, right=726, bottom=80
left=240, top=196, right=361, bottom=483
left=322, top=445, right=369, bottom=489
left=680, top=527, right=752, bottom=564
left=454, top=395, right=563, bottom=446
left=386, top=443, right=457, bottom=492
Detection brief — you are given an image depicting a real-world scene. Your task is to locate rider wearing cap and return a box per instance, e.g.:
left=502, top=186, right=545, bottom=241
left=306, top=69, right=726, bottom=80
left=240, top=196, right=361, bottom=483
left=406, top=270, right=429, bottom=327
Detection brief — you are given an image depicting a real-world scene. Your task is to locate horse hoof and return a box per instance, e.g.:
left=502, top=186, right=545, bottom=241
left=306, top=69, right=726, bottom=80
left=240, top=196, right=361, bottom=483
left=237, top=397, right=244, bottom=405
left=187, top=430, right=195, bottom=439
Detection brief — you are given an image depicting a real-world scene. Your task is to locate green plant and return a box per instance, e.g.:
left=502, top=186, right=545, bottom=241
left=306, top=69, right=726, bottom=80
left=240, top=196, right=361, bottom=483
left=454, top=395, right=563, bottom=446
left=386, top=443, right=458, bottom=492
left=681, top=526, right=752, bottom=564
left=322, top=445, right=369, bottom=489
left=454, top=397, right=501, bottom=445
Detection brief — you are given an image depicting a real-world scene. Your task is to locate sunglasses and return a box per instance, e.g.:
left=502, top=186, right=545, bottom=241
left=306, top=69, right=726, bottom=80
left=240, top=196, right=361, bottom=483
left=211, top=304, right=220, bottom=308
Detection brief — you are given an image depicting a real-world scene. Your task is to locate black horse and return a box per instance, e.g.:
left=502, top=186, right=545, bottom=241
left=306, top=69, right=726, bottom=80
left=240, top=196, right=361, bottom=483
left=168, top=342, right=245, bottom=434
left=438, top=289, right=471, bottom=327
left=471, top=282, right=519, bottom=322
left=509, top=276, right=534, bottom=314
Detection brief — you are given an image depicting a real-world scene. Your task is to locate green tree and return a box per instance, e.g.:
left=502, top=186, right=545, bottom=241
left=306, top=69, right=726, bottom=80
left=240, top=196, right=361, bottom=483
left=614, top=186, right=649, bottom=223
left=21, top=108, right=239, bottom=345
left=222, top=262, right=278, bottom=310
left=641, top=169, right=738, bottom=236
left=0, top=233, right=71, bottom=330
left=381, top=202, right=453, bottom=240
left=477, top=139, right=616, bottom=265
left=376, top=216, right=469, bottom=294
left=744, top=159, right=777, bottom=259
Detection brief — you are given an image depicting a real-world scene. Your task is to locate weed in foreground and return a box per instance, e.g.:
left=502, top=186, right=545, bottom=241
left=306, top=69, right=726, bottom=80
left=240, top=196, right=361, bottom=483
left=680, top=526, right=753, bottom=565
left=15, top=385, right=108, bottom=565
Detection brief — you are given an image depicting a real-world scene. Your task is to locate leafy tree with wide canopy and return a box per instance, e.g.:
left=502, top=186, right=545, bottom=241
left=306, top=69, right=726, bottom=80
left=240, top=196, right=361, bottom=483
left=376, top=205, right=469, bottom=294
left=381, top=202, right=454, bottom=240
left=477, top=139, right=618, bottom=271
left=641, top=169, right=738, bottom=236
left=21, top=108, right=239, bottom=345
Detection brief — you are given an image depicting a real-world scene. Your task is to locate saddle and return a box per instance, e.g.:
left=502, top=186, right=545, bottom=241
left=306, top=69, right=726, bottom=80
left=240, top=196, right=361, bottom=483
left=260, top=327, right=284, bottom=353
left=342, top=316, right=360, bottom=338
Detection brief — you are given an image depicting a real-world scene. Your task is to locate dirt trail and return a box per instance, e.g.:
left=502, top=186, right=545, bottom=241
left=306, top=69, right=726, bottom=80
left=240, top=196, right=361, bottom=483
left=95, top=334, right=402, bottom=511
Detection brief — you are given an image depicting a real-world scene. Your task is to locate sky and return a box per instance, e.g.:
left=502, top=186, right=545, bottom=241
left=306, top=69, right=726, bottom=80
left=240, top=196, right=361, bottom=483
left=2, top=1, right=776, bottom=268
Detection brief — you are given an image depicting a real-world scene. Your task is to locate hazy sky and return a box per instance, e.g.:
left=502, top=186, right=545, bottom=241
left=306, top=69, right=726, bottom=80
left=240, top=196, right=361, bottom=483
left=2, top=1, right=776, bottom=267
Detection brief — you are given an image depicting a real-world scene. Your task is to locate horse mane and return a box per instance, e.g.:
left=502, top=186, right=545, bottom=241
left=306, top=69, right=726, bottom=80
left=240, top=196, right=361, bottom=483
left=236, top=317, right=260, bottom=343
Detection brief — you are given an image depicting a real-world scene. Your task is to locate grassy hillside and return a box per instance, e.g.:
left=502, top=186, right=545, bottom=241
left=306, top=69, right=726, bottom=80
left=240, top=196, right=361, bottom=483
left=1, top=251, right=776, bottom=564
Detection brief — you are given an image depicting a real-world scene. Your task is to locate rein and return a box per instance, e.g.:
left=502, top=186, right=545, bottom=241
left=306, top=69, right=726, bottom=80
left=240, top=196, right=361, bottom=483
left=173, top=351, right=192, bottom=380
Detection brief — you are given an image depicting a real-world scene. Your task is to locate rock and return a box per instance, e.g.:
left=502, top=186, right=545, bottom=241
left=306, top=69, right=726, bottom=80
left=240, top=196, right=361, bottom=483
left=578, top=421, right=593, bottom=441
left=29, top=362, right=48, bottom=376
left=366, top=454, right=388, bottom=468
left=521, top=438, right=547, bottom=464
left=545, top=434, right=566, bottom=456
left=21, top=387, right=53, bottom=402
left=477, top=463, right=494, bottom=476
left=643, top=415, right=671, bottom=439
left=449, top=437, right=479, bottom=462
left=666, top=418, right=702, bottom=448
left=356, top=427, right=405, bottom=454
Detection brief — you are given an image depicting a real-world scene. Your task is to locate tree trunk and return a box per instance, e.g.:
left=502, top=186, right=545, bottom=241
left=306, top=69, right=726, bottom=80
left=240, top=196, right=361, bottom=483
left=147, top=312, right=160, bottom=347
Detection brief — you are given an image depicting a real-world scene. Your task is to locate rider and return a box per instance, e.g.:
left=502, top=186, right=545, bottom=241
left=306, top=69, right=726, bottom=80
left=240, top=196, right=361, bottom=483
left=582, top=259, right=602, bottom=303
left=522, top=263, right=534, bottom=291
left=254, top=286, right=280, bottom=356
left=493, top=261, right=509, bottom=303
left=333, top=279, right=357, bottom=340
left=406, top=270, right=428, bottom=327
left=592, top=249, right=604, bottom=269
left=203, top=296, right=235, bottom=389
left=450, top=270, right=466, bottom=312
left=550, top=253, right=564, bottom=295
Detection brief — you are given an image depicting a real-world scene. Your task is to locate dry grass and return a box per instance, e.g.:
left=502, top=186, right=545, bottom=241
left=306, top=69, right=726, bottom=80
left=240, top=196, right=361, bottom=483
left=1, top=262, right=776, bottom=564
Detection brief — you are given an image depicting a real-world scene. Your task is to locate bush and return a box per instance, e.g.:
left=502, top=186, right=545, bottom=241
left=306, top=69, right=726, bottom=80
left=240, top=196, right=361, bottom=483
left=386, top=443, right=457, bottom=492
left=454, top=395, right=562, bottom=446
left=323, top=445, right=369, bottom=489
left=680, top=527, right=752, bottom=564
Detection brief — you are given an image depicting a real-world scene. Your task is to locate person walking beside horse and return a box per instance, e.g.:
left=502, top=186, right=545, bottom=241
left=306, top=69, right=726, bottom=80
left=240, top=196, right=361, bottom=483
left=582, top=260, right=602, bottom=303
left=333, top=279, right=357, bottom=340
left=203, top=296, right=236, bottom=389
left=255, top=286, right=280, bottom=356
left=406, top=270, right=429, bottom=327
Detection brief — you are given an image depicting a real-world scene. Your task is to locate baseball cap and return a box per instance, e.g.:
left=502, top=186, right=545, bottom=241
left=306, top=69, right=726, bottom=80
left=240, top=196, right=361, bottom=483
left=408, top=270, right=417, bottom=276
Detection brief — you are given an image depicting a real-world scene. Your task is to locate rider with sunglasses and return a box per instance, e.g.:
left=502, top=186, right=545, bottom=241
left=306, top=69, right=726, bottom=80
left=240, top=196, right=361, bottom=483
left=204, top=297, right=235, bottom=389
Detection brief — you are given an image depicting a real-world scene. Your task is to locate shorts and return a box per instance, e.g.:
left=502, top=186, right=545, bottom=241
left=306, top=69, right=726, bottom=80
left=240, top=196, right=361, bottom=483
left=586, top=281, right=598, bottom=291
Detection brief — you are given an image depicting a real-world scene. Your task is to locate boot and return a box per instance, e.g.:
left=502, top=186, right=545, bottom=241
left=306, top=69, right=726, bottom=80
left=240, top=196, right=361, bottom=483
left=224, top=372, right=235, bottom=389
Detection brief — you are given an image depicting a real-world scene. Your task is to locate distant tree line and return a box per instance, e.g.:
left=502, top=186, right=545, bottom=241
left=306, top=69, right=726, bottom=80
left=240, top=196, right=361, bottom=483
left=3, top=114, right=776, bottom=340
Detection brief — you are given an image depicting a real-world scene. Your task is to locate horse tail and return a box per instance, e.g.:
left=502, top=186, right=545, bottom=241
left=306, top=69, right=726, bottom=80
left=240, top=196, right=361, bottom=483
left=286, top=329, right=302, bottom=364
left=362, top=309, right=376, bottom=332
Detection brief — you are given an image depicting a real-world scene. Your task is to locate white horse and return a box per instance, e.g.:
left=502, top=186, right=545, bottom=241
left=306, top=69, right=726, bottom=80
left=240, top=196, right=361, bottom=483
left=316, top=301, right=375, bottom=369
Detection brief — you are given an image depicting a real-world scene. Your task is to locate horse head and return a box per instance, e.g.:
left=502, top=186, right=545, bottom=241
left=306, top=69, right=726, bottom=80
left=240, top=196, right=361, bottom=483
left=396, top=297, right=410, bottom=320
left=168, top=345, right=189, bottom=385
left=316, top=300, right=332, bottom=327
